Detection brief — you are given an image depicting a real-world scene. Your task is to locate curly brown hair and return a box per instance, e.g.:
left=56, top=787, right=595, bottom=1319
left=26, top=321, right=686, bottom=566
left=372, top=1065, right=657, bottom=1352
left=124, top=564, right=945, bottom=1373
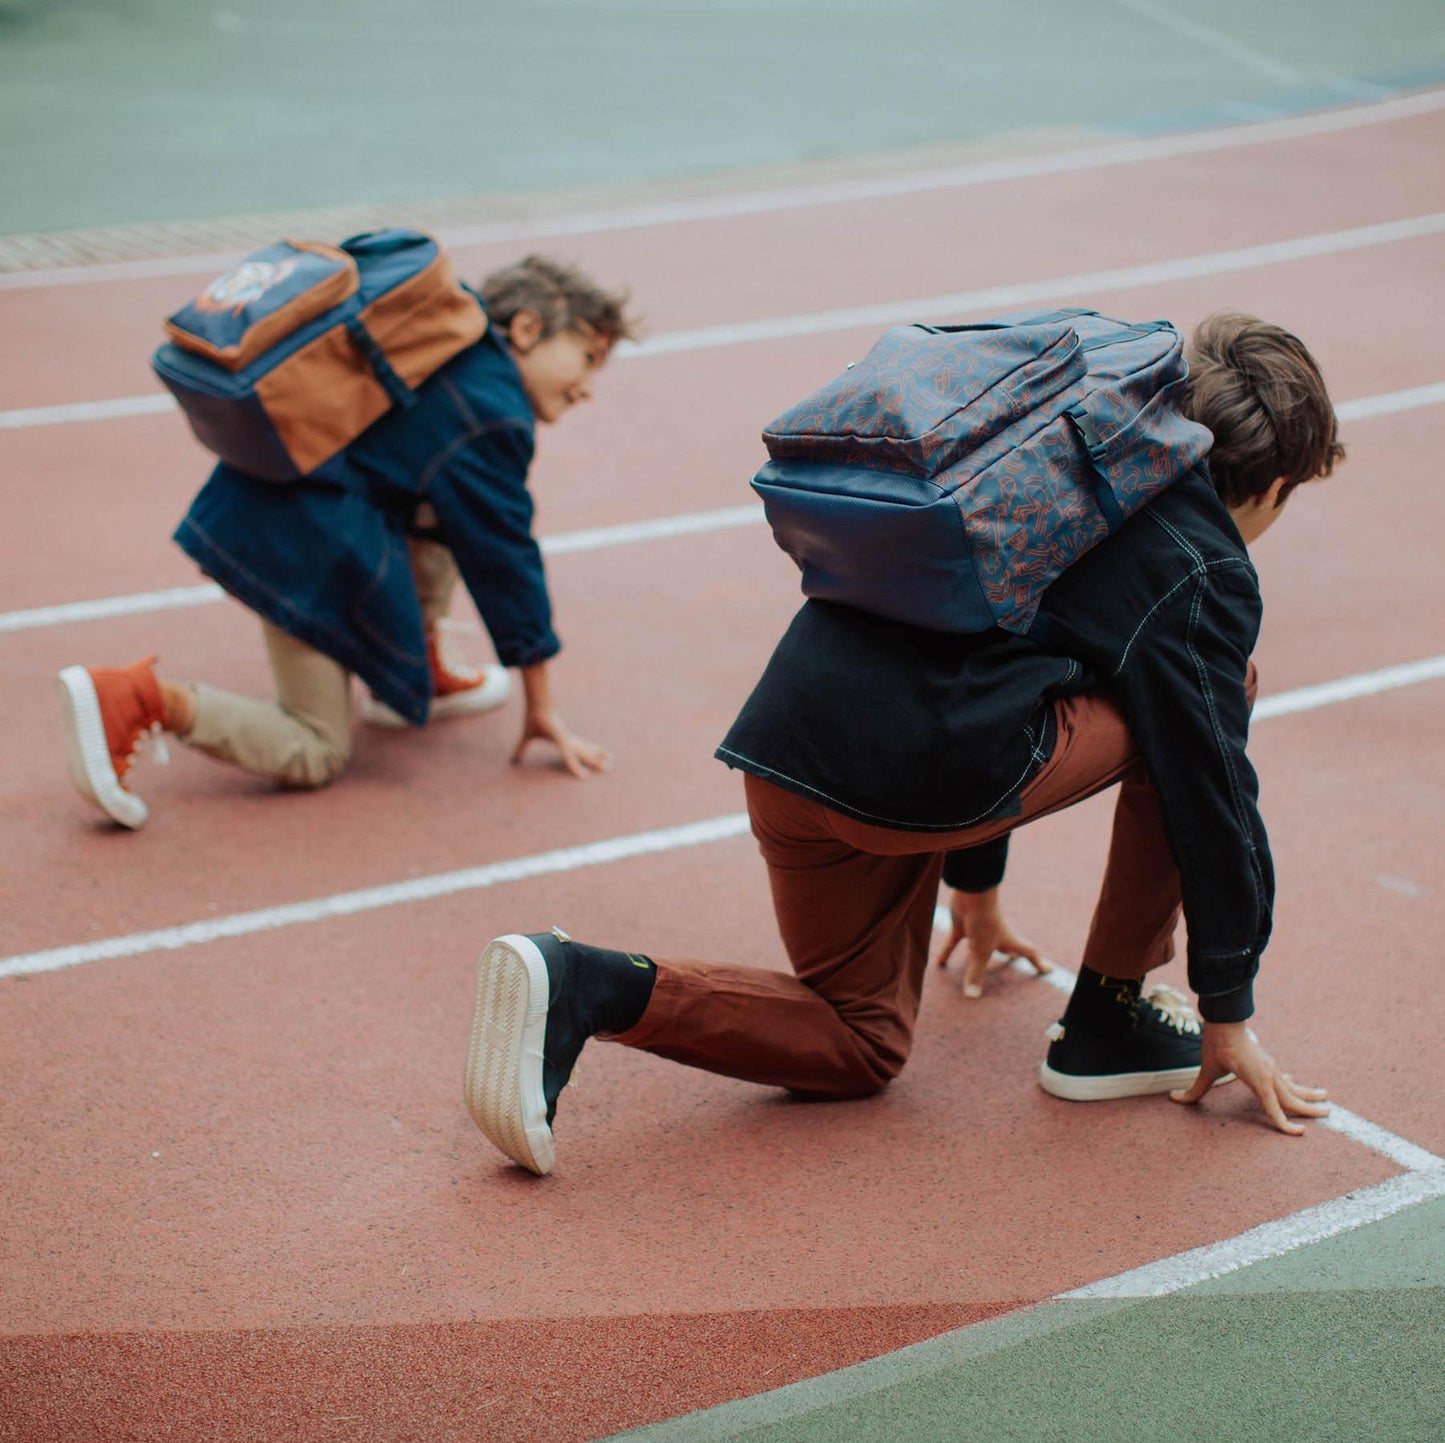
left=1185, top=313, right=1345, bottom=508
left=478, top=255, right=638, bottom=347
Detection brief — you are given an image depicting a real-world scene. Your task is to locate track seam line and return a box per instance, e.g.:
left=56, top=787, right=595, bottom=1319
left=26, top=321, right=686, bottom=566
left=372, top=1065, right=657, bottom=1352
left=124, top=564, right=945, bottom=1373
left=1059, top=1167, right=1444, bottom=1298
left=4, top=212, right=1443, bottom=432
left=3, top=86, right=1442, bottom=290
left=0, top=505, right=768, bottom=634
left=1110, top=0, right=1305, bottom=86
left=2, top=376, right=1441, bottom=638
left=931, top=934, right=1443, bottom=1177
left=4, top=653, right=1443, bottom=980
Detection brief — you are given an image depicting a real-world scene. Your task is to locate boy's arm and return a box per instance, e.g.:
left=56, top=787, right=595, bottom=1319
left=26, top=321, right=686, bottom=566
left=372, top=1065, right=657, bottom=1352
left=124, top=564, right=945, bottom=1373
left=434, top=421, right=560, bottom=671
left=1112, top=554, right=1329, bottom=1132
left=1110, top=557, right=1270, bottom=1022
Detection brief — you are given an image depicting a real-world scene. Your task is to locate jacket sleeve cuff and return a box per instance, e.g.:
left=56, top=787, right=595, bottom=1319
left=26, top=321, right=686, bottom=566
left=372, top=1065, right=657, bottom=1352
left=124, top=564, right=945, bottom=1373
left=1197, top=982, right=1254, bottom=1024
left=494, top=633, right=561, bottom=670
left=941, top=837, right=1008, bottom=893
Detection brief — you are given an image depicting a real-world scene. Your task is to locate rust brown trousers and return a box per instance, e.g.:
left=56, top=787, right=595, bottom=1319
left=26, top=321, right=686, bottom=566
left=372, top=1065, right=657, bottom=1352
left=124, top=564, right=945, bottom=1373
left=613, top=673, right=1251, bottom=1098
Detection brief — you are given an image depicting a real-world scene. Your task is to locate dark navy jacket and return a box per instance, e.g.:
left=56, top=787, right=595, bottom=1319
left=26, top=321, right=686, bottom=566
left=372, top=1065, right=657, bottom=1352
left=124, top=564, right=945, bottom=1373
left=719, top=468, right=1271, bottom=1023
left=174, top=325, right=558, bottom=724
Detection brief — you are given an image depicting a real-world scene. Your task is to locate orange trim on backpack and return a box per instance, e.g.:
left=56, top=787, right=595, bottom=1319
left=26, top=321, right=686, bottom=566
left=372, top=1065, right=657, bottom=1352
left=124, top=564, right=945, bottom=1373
left=164, top=241, right=358, bottom=371
left=253, top=325, right=391, bottom=475
left=359, top=250, right=487, bottom=388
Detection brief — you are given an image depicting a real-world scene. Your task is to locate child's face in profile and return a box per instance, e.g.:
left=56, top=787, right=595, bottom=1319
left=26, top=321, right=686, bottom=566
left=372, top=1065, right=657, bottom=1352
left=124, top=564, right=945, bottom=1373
left=509, top=314, right=611, bottom=424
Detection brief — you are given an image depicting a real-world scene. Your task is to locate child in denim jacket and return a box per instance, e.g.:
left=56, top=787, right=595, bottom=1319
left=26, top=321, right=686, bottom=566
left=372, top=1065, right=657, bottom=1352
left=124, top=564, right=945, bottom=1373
left=58, top=256, right=635, bottom=828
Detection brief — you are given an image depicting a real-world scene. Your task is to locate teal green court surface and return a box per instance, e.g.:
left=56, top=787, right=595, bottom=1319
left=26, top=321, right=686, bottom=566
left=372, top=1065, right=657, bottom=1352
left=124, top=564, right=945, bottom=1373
left=619, top=1197, right=1445, bottom=1442
left=3, top=0, right=1445, bottom=237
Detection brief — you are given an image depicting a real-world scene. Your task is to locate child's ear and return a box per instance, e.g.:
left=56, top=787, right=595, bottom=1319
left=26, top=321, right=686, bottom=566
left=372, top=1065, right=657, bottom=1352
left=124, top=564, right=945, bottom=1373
left=506, top=309, right=544, bottom=353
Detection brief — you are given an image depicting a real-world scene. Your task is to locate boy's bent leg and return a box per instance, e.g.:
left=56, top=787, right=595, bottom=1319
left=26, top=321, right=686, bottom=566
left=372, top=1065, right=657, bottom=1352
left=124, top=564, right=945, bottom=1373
left=611, top=774, right=942, bottom=1097
left=1076, top=662, right=1257, bottom=981
left=181, top=622, right=352, bottom=787
left=407, top=531, right=460, bottom=627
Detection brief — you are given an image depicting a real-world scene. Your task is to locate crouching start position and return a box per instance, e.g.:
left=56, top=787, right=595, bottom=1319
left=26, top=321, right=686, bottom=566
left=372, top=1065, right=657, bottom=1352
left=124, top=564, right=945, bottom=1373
left=465, top=312, right=1341, bottom=1174
left=57, top=253, right=634, bottom=829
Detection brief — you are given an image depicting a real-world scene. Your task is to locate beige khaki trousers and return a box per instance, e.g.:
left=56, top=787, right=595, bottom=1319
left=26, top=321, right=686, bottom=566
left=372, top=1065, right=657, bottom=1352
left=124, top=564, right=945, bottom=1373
left=182, top=536, right=459, bottom=787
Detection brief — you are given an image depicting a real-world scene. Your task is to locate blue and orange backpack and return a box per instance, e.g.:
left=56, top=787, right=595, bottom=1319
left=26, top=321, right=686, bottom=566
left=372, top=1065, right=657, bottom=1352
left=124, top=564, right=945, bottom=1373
left=751, top=308, right=1214, bottom=634
left=152, top=228, right=485, bottom=481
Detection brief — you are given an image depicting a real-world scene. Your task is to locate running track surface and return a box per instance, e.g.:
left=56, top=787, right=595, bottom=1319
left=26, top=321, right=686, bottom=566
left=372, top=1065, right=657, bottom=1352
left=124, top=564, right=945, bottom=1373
left=1, top=93, right=1443, bottom=1441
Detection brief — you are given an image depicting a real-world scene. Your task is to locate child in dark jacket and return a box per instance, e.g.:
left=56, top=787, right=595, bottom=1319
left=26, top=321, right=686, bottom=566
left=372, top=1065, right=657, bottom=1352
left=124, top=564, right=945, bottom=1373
left=463, top=313, right=1343, bottom=1175
left=57, top=257, right=636, bottom=829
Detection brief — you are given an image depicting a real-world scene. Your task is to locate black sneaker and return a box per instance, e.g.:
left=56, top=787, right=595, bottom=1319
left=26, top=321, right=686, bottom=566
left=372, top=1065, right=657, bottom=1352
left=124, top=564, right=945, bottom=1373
left=1039, top=984, right=1205, bottom=1101
left=463, top=928, right=593, bottom=1175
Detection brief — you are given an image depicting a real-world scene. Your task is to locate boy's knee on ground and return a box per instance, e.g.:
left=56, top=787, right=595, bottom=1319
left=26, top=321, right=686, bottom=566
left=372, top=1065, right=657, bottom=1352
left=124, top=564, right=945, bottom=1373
left=276, top=728, right=350, bottom=788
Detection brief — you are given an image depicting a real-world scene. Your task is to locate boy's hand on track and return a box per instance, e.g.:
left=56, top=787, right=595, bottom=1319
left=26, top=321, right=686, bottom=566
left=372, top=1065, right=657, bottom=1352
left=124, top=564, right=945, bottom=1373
left=1172, top=1021, right=1330, bottom=1135
left=512, top=710, right=611, bottom=778
left=936, top=885, right=1049, bottom=998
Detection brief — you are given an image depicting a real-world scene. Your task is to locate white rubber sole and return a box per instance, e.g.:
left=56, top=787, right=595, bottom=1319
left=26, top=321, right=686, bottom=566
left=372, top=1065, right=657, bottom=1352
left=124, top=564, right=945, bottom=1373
left=56, top=665, right=147, bottom=829
left=360, top=665, right=511, bottom=728
left=463, top=934, right=555, bottom=1176
left=1038, top=1060, right=1202, bottom=1101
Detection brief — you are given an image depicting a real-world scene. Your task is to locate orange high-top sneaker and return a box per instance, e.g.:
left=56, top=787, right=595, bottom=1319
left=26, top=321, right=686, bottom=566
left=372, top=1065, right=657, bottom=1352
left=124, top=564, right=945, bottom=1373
left=56, top=656, right=169, bottom=829
left=360, top=620, right=510, bottom=729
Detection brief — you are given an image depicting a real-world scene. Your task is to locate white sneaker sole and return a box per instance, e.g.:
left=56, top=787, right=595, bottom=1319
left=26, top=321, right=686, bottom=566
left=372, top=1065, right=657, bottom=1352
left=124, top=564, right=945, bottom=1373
left=56, top=666, right=147, bottom=829
left=463, top=934, right=555, bottom=1176
left=360, top=666, right=511, bottom=729
left=1038, top=1060, right=1202, bottom=1101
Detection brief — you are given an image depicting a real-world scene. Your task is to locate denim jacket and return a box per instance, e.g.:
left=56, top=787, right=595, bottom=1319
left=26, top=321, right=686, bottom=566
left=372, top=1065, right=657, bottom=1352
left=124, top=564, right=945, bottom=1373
left=174, top=325, right=558, bottom=725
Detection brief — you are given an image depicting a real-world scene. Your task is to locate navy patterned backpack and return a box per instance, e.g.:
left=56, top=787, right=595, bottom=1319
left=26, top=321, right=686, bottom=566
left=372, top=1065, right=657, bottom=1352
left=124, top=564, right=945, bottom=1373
left=751, top=308, right=1213, bottom=634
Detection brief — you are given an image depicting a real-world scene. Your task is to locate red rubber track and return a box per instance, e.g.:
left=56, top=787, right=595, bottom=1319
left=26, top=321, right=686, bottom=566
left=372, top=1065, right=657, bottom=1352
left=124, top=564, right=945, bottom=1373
left=1, top=102, right=1442, bottom=1441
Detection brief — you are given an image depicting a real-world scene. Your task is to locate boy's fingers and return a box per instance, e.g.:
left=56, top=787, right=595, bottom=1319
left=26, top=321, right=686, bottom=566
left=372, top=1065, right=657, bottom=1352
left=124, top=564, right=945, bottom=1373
left=1170, top=1067, right=1215, bottom=1105
left=934, top=927, right=963, bottom=969
left=1281, top=1086, right=1331, bottom=1117
left=1010, top=940, right=1044, bottom=968
left=962, top=946, right=989, bottom=999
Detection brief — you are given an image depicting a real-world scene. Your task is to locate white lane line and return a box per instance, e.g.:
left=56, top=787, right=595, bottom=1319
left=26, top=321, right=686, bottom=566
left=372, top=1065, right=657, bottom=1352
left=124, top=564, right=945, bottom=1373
left=1061, top=1166, right=1445, bottom=1299
left=6, top=211, right=1443, bottom=434
left=0, top=394, right=176, bottom=429
left=5, top=363, right=1443, bottom=639
left=3, top=88, right=1442, bottom=291
left=1252, top=655, right=1445, bottom=720
left=627, top=213, right=1445, bottom=356
left=933, top=944, right=1441, bottom=1177
left=1321, top=1106, right=1445, bottom=1173
left=0, top=813, right=753, bottom=981
left=0, top=583, right=226, bottom=634
left=4, top=652, right=1443, bottom=980
left=1336, top=380, right=1445, bottom=421
left=1112, top=0, right=1304, bottom=86
left=0, top=504, right=767, bottom=635
left=539, top=502, right=763, bottom=556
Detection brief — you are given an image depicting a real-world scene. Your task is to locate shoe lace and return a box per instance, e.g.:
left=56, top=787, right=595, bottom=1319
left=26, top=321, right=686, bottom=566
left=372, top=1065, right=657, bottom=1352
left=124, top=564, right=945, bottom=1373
left=126, top=720, right=170, bottom=772
left=1145, top=984, right=1200, bottom=1036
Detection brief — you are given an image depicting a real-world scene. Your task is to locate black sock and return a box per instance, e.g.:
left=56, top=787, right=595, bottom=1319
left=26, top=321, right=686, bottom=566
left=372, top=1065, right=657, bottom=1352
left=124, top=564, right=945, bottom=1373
left=569, top=943, right=657, bottom=1035
left=1063, top=965, right=1142, bottom=1031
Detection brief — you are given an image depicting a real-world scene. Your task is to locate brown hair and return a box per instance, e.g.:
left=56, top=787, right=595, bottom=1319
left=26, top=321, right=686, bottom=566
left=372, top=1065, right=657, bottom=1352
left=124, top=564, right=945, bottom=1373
left=1184, top=313, right=1345, bottom=508
left=478, top=255, right=638, bottom=347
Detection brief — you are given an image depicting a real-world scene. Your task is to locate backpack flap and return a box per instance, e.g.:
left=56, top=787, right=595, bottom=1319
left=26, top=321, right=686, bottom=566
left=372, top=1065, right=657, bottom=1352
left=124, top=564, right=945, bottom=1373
left=152, top=229, right=485, bottom=481
left=163, top=241, right=358, bottom=370
left=763, top=321, right=1085, bottom=477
